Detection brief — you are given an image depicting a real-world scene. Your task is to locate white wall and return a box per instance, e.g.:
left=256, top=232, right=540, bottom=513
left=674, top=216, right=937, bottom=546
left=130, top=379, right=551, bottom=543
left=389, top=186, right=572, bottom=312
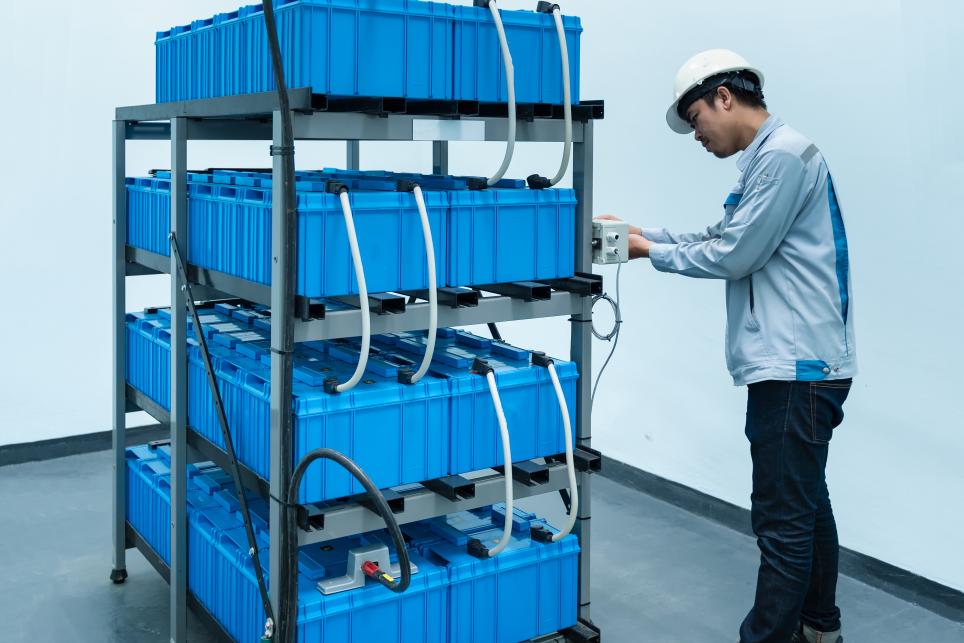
left=570, top=0, right=964, bottom=594
left=1, top=0, right=961, bottom=592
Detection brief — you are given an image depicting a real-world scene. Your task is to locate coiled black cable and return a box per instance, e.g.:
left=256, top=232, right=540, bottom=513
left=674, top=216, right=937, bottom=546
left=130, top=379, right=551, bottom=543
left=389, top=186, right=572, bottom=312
left=278, top=449, right=412, bottom=642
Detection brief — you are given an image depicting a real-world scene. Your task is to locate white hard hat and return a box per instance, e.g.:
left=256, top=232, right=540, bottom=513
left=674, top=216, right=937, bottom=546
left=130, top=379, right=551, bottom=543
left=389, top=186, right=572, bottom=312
left=666, top=49, right=765, bottom=134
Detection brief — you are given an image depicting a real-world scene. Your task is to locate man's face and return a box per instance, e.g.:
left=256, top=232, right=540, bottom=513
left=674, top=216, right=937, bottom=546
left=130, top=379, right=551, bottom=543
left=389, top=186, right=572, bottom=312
left=685, top=91, right=739, bottom=159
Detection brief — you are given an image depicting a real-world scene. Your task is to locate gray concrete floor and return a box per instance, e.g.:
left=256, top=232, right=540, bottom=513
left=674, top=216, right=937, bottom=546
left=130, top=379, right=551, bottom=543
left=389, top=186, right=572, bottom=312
left=1, top=450, right=961, bottom=642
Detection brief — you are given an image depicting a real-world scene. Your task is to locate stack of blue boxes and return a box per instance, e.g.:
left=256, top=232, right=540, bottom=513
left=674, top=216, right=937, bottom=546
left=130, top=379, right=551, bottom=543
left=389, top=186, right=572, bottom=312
left=127, top=444, right=578, bottom=642
left=127, top=304, right=577, bottom=503
left=155, top=0, right=581, bottom=105
left=128, top=2, right=586, bottom=640
left=125, top=169, right=576, bottom=296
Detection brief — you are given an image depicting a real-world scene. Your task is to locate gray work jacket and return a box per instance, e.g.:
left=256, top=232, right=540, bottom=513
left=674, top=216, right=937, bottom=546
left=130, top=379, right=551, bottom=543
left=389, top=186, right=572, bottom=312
left=645, top=115, right=857, bottom=386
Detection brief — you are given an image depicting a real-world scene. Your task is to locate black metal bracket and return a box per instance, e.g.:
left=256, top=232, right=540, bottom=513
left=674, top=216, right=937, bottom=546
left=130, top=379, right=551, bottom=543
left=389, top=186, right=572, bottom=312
left=457, top=100, right=481, bottom=116
left=477, top=102, right=538, bottom=121
left=423, top=475, right=476, bottom=501
left=476, top=281, right=551, bottom=301
left=297, top=503, right=327, bottom=532
left=546, top=445, right=603, bottom=473
left=542, top=273, right=602, bottom=297
left=405, top=99, right=460, bottom=116
left=561, top=619, right=601, bottom=643
left=294, top=296, right=326, bottom=322
left=332, top=293, right=406, bottom=315
left=357, top=487, right=406, bottom=516
left=402, top=287, right=479, bottom=308
left=494, top=460, right=550, bottom=486
left=147, top=438, right=172, bottom=450
left=566, top=100, right=605, bottom=122
left=133, top=93, right=603, bottom=122
left=325, top=95, right=403, bottom=116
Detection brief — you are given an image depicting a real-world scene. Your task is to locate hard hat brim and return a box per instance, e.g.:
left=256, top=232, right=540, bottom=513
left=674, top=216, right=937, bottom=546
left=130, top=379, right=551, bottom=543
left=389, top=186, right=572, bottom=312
left=665, top=64, right=765, bottom=135
left=666, top=104, right=693, bottom=135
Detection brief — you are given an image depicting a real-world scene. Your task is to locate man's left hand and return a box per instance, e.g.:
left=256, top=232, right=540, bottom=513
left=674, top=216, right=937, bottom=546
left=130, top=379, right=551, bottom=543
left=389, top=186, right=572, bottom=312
left=628, top=233, right=652, bottom=259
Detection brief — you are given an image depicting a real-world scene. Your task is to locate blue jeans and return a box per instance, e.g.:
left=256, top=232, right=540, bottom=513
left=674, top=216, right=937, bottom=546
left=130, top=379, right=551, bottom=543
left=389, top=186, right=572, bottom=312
left=739, top=379, right=852, bottom=643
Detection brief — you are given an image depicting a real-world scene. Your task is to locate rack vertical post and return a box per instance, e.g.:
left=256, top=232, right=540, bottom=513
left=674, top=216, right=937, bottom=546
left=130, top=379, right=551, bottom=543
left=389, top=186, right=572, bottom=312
left=110, top=119, right=128, bottom=584
left=347, top=139, right=360, bottom=170
left=169, top=116, right=189, bottom=643
left=268, top=109, right=297, bottom=628
left=572, top=119, right=594, bottom=623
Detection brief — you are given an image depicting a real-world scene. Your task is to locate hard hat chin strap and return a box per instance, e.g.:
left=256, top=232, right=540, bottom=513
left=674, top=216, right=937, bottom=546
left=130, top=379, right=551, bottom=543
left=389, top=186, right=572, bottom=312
left=677, top=71, right=763, bottom=120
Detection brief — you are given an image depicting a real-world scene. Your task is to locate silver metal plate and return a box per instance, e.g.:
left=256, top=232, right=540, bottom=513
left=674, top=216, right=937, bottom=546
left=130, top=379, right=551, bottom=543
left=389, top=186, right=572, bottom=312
left=316, top=544, right=419, bottom=595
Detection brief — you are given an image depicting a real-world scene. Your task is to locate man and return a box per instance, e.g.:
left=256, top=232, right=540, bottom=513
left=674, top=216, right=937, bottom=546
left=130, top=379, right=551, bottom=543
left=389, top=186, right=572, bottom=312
left=602, top=49, right=856, bottom=643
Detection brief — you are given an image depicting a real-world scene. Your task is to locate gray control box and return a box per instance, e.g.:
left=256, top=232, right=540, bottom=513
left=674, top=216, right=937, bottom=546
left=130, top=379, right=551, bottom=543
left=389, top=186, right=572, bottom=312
left=591, top=220, right=629, bottom=264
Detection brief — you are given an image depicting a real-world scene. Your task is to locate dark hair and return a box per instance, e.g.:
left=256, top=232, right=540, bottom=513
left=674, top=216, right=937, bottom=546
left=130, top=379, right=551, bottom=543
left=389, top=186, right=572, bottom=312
left=701, top=71, right=767, bottom=110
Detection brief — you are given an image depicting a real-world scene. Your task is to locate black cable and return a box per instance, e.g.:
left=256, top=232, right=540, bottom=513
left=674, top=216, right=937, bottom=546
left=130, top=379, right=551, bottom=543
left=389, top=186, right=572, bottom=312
left=281, top=449, right=412, bottom=643
left=261, top=2, right=299, bottom=640
left=487, top=322, right=503, bottom=341
left=168, top=234, right=275, bottom=633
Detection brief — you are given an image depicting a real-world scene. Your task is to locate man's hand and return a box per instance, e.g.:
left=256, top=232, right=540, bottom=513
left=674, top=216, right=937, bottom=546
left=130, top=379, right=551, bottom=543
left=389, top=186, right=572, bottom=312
left=595, top=214, right=641, bottom=237
left=628, top=233, right=652, bottom=259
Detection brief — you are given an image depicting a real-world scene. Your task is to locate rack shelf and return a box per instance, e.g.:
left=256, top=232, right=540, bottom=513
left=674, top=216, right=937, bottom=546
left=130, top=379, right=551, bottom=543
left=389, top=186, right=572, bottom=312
left=112, top=88, right=600, bottom=642
left=125, top=246, right=585, bottom=340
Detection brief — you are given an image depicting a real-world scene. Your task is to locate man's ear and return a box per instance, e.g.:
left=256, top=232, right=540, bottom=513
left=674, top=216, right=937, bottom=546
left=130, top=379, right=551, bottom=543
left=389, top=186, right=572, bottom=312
left=717, top=86, right=734, bottom=112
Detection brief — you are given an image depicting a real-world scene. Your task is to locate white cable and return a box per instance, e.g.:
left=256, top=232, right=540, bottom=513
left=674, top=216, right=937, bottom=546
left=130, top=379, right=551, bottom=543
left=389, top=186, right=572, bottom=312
left=409, top=185, right=437, bottom=383
left=487, top=0, right=516, bottom=186
left=334, top=190, right=371, bottom=393
left=591, top=262, right=622, bottom=408
left=485, top=370, right=514, bottom=556
left=547, top=361, right=578, bottom=541
left=548, top=7, right=572, bottom=186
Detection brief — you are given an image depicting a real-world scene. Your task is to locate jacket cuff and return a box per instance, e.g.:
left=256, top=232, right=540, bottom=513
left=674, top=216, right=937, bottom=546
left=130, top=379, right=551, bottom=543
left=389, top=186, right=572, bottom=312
left=648, top=243, right=675, bottom=272
left=640, top=227, right=671, bottom=244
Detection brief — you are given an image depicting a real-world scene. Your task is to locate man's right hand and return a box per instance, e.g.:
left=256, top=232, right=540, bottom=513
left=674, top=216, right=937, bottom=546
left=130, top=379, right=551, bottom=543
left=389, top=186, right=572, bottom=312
left=595, top=214, right=642, bottom=237
left=627, top=233, right=652, bottom=260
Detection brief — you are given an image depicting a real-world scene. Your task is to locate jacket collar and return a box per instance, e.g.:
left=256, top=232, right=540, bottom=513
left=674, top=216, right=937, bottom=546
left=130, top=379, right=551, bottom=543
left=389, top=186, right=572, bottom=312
left=737, top=114, right=783, bottom=172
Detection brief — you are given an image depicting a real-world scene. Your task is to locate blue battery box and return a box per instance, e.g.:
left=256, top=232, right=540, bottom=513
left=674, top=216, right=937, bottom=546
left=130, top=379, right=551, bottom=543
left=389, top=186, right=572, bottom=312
left=126, top=445, right=578, bottom=643
left=156, top=0, right=456, bottom=103
left=125, top=307, right=578, bottom=504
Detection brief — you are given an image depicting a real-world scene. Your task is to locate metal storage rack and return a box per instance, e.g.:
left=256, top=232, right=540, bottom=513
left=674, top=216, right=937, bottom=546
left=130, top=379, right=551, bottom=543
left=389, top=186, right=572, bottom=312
left=111, top=87, right=603, bottom=643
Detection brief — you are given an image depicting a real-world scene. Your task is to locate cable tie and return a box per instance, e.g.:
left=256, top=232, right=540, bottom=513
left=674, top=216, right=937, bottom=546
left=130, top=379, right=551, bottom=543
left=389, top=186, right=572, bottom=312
left=268, top=493, right=302, bottom=509
left=269, top=144, right=295, bottom=157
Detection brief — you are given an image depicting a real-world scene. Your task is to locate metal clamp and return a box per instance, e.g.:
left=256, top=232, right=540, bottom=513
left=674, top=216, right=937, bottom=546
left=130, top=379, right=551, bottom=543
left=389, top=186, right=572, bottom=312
left=316, top=544, right=418, bottom=595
